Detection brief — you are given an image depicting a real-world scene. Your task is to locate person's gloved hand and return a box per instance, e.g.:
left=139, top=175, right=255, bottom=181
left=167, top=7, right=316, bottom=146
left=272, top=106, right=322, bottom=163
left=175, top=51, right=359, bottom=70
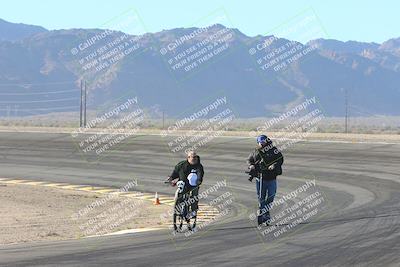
left=165, top=177, right=177, bottom=186
left=268, top=163, right=276, bottom=171
left=247, top=165, right=256, bottom=182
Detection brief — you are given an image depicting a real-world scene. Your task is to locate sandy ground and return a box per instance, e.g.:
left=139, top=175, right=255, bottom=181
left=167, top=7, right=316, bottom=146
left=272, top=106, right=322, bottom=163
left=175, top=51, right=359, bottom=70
left=0, top=126, right=399, bottom=143
left=0, top=182, right=169, bottom=245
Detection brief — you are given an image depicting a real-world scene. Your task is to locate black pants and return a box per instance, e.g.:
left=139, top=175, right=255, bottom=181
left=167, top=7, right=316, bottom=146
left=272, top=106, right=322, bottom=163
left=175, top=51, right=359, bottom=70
left=190, top=186, right=199, bottom=212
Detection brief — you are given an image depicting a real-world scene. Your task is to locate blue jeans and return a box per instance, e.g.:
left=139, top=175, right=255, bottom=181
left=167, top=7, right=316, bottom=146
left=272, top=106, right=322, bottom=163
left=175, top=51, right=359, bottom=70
left=256, top=177, right=277, bottom=223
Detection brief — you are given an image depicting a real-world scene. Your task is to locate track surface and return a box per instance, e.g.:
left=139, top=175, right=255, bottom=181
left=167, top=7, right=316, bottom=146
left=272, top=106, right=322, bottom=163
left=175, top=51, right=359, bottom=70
left=0, top=132, right=399, bottom=267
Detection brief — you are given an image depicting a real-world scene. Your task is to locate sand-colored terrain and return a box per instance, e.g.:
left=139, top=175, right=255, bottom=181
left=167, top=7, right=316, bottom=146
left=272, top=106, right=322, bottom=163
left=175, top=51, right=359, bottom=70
left=0, top=182, right=169, bottom=245
left=0, top=126, right=399, bottom=143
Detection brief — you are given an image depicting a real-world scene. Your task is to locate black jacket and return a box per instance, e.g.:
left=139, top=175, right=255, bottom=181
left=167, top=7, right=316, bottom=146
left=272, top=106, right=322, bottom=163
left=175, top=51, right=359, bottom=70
left=170, top=156, right=204, bottom=187
left=247, top=142, right=284, bottom=181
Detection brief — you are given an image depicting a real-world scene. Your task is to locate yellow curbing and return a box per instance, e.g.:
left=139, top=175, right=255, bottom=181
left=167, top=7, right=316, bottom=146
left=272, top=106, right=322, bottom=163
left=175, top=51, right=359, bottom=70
left=0, top=177, right=220, bottom=225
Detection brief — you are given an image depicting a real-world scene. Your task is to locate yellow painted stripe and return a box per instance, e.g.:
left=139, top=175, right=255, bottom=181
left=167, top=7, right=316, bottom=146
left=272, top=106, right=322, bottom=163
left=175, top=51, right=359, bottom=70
left=199, top=215, right=219, bottom=218
left=42, top=183, right=66, bottom=187
left=1, top=178, right=220, bottom=224
left=1, top=180, right=17, bottom=184
left=141, top=196, right=155, bottom=200
left=199, top=211, right=220, bottom=214
left=58, top=184, right=83, bottom=189
left=119, top=192, right=137, bottom=196
left=133, top=195, right=150, bottom=199
left=2, top=179, right=30, bottom=184
left=123, top=193, right=145, bottom=197
left=108, top=191, right=123, bottom=195
left=94, top=189, right=117, bottom=193
left=23, top=181, right=46, bottom=185
left=77, top=186, right=103, bottom=191
left=119, top=193, right=145, bottom=197
left=158, top=198, right=174, bottom=201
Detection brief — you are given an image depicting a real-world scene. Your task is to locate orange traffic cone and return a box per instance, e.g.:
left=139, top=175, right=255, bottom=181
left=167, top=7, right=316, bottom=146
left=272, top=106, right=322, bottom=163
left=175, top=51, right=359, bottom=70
left=154, top=192, right=161, bottom=205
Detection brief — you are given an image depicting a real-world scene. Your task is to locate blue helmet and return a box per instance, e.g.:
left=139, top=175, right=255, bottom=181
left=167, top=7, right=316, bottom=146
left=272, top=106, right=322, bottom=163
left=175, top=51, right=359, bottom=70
left=256, top=135, right=268, bottom=144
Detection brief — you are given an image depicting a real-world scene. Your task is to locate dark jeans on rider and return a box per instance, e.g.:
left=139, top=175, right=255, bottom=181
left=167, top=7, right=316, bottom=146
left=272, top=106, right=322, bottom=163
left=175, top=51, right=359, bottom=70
left=256, top=177, right=277, bottom=221
left=190, top=186, right=199, bottom=212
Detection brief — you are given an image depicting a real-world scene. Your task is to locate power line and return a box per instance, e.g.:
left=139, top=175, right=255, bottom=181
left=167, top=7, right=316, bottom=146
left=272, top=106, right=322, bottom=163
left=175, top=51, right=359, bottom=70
left=0, top=81, right=76, bottom=87
left=0, top=106, right=79, bottom=111
left=0, top=97, right=79, bottom=104
left=0, top=89, right=79, bottom=96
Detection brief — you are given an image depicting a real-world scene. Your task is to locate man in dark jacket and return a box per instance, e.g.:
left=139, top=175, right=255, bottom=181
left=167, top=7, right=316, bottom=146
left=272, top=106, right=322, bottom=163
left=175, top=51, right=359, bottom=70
left=168, top=151, right=204, bottom=218
left=248, top=134, right=283, bottom=225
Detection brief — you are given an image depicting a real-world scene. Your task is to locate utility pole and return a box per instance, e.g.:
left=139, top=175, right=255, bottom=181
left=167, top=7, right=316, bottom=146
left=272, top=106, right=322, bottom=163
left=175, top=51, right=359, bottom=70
left=162, top=110, right=165, bottom=129
left=80, top=80, right=83, bottom=127
left=344, top=88, right=348, bottom=133
left=84, top=80, right=87, bottom=127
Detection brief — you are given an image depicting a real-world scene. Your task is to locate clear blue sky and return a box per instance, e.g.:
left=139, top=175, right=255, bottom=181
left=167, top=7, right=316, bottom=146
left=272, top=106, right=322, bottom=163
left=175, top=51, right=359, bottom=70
left=0, top=0, right=398, bottom=43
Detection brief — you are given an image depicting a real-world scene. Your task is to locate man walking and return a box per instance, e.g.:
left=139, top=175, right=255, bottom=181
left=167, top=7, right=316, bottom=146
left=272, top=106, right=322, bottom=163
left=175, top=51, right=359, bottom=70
left=247, top=135, right=284, bottom=226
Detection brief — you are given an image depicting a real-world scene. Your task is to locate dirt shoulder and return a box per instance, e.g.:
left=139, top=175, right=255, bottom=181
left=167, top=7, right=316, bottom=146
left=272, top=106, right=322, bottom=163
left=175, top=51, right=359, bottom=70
left=0, top=182, right=169, bottom=245
left=0, top=126, right=399, bottom=143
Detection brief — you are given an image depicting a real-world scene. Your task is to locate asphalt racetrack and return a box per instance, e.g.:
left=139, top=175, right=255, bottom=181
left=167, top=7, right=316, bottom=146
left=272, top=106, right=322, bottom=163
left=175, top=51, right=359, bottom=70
left=0, top=131, right=399, bottom=267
